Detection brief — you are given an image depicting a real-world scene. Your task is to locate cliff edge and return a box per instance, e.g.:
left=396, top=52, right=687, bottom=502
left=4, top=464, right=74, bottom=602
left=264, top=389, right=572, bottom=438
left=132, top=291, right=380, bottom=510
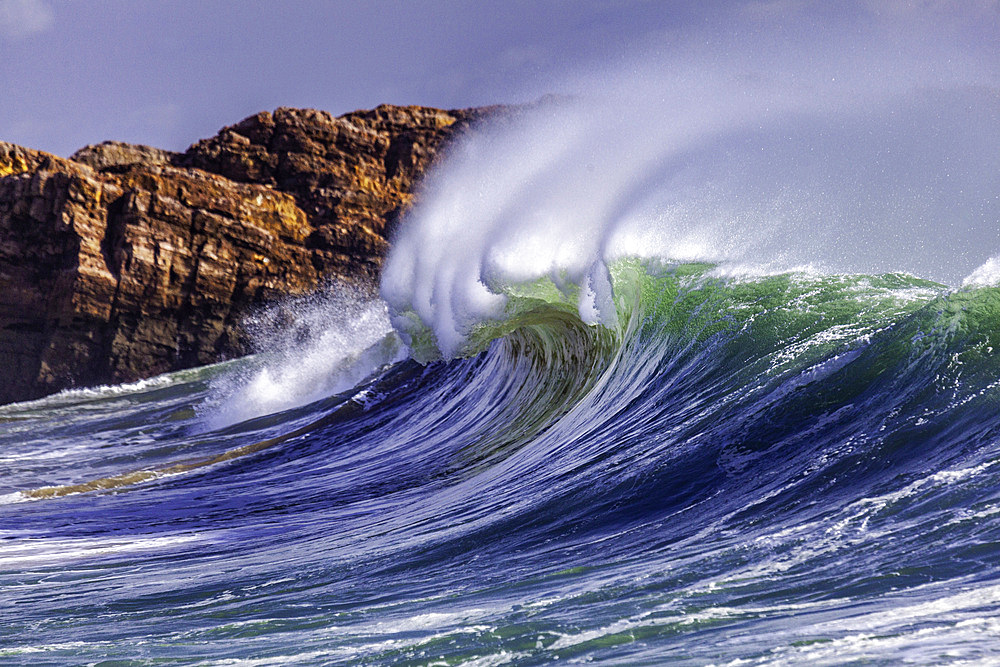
left=0, top=104, right=493, bottom=405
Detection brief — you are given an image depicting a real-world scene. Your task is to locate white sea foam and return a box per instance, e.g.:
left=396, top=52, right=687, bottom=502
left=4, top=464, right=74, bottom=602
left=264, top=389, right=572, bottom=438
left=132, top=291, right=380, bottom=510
left=963, top=256, right=1000, bottom=287
left=0, top=373, right=179, bottom=414
left=381, top=25, right=1000, bottom=357
left=203, top=286, right=406, bottom=429
left=0, top=491, right=25, bottom=505
left=0, top=533, right=204, bottom=568
left=745, top=588, right=1000, bottom=666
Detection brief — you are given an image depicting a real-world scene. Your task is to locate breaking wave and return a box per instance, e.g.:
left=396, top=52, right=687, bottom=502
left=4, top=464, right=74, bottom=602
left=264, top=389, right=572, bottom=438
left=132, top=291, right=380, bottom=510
left=5, top=7, right=1000, bottom=664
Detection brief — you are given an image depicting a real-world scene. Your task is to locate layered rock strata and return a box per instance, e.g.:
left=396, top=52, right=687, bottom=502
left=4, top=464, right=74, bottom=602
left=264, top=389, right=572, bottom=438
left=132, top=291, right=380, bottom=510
left=0, top=105, right=491, bottom=405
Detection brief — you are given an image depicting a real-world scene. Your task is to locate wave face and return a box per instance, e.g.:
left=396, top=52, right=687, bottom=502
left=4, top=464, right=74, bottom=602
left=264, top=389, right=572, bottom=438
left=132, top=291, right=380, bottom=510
left=5, top=266, right=1000, bottom=664
left=381, top=27, right=1000, bottom=358
left=6, top=11, right=1000, bottom=666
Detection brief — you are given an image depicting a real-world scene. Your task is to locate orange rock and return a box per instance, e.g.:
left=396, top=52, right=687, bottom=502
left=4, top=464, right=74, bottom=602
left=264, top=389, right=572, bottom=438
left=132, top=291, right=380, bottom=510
left=0, top=104, right=500, bottom=404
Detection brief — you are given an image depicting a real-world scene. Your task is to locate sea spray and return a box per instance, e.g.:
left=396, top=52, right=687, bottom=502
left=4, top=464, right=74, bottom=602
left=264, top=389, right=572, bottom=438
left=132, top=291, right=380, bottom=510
left=382, top=27, right=1000, bottom=358
left=202, top=284, right=406, bottom=429
left=964, top=256, right=1000, bottom=287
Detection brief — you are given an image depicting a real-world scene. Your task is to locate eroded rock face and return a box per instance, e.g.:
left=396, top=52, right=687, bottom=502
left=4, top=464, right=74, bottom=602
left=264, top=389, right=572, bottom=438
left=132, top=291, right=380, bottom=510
left=72, top=141, right=179, bottom=171
left=180, top=105, right=497, bottom=281
left=0, top=104, right=491, bottom=404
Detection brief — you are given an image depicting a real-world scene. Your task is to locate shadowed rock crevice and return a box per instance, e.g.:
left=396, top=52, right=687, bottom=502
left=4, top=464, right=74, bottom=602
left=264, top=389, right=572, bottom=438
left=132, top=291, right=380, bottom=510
left=0, top=104, right=502, bottom=404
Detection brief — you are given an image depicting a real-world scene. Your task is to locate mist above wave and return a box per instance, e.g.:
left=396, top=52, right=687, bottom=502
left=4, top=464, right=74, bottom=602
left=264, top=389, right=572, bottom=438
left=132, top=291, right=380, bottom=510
left=382, top=16, right=1000, bottom=357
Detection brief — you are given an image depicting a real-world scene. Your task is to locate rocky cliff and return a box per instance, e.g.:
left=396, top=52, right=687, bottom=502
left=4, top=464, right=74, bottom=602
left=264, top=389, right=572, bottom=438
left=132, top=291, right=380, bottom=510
left=0, top=104, right=494, bottom=405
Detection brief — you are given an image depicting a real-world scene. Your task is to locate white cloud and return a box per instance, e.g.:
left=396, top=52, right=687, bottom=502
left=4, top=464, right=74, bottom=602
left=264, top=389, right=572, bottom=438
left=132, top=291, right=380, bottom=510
left=0, top=0, right=54, bottom=40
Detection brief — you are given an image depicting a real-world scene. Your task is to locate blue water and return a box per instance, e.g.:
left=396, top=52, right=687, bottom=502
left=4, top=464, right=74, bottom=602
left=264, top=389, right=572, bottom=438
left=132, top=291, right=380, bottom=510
left=4, top=265, right=1000, bottom=665
left=5, top=27, right=1000, bottom=662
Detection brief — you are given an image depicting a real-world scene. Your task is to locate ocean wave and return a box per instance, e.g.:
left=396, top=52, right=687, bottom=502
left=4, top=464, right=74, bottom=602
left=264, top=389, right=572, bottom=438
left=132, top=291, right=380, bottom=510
left=6, top=10, right=1000, bottom=663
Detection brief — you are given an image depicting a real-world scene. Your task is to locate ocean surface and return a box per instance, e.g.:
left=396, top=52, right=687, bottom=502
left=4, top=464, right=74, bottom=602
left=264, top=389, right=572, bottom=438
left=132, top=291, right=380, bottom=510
left=5, top=264, right=1000, bottom=666
left=5, top=33, right=1000, bottom=666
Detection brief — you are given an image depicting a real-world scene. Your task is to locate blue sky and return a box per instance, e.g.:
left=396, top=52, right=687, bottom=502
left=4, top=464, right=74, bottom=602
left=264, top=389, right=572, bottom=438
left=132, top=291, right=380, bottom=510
left=1, top=0, right=997, bottom=157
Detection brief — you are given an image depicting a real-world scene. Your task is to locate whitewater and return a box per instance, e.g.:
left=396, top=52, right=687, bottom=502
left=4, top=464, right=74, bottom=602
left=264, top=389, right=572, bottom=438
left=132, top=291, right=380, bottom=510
left=5, top=18, right=1000, bottom=666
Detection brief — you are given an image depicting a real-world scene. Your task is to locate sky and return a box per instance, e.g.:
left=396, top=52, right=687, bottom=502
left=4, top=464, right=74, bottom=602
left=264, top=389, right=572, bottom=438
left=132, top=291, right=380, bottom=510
left=0, top=0, right=702, bottom=157
left=1, top=0, right=998, bottom=158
